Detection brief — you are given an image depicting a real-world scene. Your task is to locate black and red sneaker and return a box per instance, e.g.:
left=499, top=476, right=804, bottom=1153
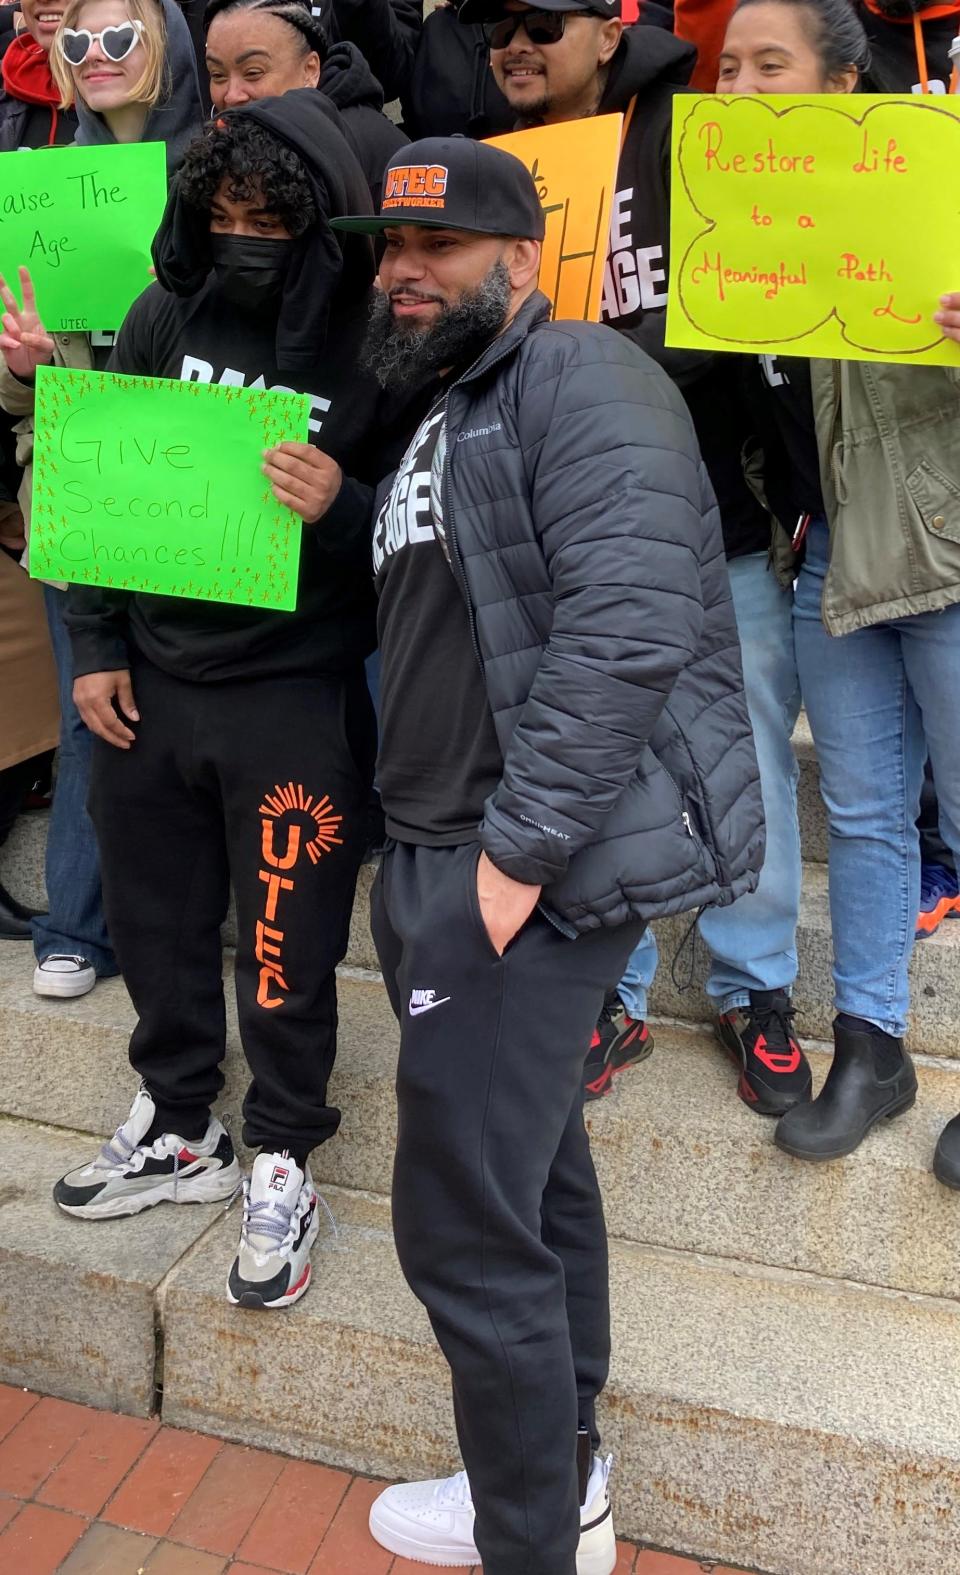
left=716, top=989, right=812, bottom=1116
left=583, top=995, right=654, bottom=1102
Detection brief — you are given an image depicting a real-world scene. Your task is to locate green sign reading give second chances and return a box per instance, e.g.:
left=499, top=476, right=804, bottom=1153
left=29, top=367, right=310, bottom=611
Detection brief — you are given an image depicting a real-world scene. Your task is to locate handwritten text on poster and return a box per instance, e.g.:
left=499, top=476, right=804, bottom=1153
left=0, top=143, right=167, bottom=333
left=29, top=368, right=308, bottom=610
left=486, top=115, right=622, bottom=322
left=666, top=95, right=960, bottom=365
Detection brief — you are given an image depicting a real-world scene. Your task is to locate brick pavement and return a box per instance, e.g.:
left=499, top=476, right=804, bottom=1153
left=0, top=1386, right=744, bottom=1575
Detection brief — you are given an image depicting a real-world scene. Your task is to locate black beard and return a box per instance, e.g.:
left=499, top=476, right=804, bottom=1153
left=360, top=259, right=512, bottom=391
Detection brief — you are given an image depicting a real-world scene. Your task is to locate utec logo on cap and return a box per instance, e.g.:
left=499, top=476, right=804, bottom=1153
left=382, top=164, right=450, bottom=212
left=331, top=136, right=546, bottom=241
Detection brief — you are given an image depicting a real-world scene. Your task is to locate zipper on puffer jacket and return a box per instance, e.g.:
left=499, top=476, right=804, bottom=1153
left=441, top=336, right=579, bottom=941
left=440, top=334, right=524, bottom=664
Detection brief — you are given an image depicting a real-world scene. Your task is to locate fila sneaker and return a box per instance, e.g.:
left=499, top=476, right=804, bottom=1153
left=227, top=1152, right=320, bottom=1310
left=54, top=1088, right=240, bottom=1219
left=368, top=1452, right=616, bottom=1573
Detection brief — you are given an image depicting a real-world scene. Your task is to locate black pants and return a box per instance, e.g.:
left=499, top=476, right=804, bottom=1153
left=0, top=758, right=36, bottom=848
left=88, top=657, right=375, bottom=1154
left=918, top=760, right=955, bottom=874
left=372, top=840, right=643, bottom=1575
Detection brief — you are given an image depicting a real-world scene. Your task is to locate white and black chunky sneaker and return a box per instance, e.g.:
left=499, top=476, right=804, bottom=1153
left=54, top=1088, right=241, bottom=1219
left=368, top=1450, right=616, bottom=1573
left=226, top=1152, right=320, bottom=1310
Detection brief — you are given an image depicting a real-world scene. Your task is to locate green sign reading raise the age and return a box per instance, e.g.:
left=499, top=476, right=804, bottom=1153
left=0, top=142, right=166, bottom=332
left=29, top=368, right=309, bottom=611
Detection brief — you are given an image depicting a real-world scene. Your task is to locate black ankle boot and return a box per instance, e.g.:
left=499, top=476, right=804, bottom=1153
left=0, top=878, right=44, bottom=940
left=934, top=1114, right=960, bottom=1190
left=774, top=1017, right=917, bottom=1161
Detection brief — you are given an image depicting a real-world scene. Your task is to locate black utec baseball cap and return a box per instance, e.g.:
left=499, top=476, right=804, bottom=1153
left=330, top=136, right=546, bottom=241
left=458, top=0, right=622, bottom=23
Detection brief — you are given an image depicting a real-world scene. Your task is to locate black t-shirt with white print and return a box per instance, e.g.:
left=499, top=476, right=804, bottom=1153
left=374, top=396, right=503, bottom=846
left=756, top=354, right=825, bottom=527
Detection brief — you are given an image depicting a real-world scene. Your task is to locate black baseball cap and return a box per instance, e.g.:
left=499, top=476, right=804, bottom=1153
left=458, top=0, right=622, bottom=23
left=330, top=137, right=546, bottom=241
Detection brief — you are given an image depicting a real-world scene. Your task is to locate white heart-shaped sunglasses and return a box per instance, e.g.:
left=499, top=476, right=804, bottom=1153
left=60, top=18, right=143, bottom=66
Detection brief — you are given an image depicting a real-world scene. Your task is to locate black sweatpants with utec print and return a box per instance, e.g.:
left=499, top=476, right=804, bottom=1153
left=372, top=839, right=643, bottom=1575
left=88, top=656, right=375, bottom=1156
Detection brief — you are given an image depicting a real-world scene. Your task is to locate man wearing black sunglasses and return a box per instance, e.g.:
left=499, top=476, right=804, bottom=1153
left=463, top=0, right=808, bottom=1120
left=481, top=0, right=623, bottom=119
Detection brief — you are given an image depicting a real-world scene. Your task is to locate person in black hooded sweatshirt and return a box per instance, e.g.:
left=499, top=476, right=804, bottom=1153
left=51, top=91, right=423, bottom=1312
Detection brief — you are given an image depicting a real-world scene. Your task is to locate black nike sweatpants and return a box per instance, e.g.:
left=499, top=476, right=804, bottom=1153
left=371, top=839, right=644, bottom=1575
left=88, top=656, right=375, bottom=1156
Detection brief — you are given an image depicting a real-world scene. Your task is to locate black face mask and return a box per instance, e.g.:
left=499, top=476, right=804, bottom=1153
left=209, top=234, right=294, bottom=309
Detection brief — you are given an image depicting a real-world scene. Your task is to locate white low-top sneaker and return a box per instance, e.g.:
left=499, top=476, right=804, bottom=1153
left=54, top=1087, right=241, bottom=1219
left=227, top=1151, right=320, bottom=1310
left=368, top=1452, right=616, bottom=1573
left=34, top=954, right=96, bottom=999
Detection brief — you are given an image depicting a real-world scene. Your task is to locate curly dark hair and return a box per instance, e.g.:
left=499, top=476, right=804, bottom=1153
left=177, top=115, right=318, bottom=238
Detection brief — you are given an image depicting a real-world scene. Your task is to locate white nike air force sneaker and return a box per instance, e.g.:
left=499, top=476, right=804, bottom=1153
left=226, top=1151, right=320, bottom=1309
left=368, top=1451, right=617, bottom=1573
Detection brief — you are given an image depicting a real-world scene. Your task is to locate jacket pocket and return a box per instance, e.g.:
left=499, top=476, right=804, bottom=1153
left=657, top=763, right=719, bottom=888
left=905, top=460, right=960, bottom=548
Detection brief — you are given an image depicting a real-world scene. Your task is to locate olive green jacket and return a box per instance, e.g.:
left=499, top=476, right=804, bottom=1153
left=808, top=358, right=960, bottom=635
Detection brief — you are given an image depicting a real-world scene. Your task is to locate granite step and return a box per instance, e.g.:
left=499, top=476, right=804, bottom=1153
left=5, top=1122, right=955, bottom=1575
left=4, top=827, right=958, bottom=1058
left=158, top=1185, right=960, bottom=1575
left=0, top=1116, right=225, bottom=1416
left=2, top=944, right=958, bottom=1302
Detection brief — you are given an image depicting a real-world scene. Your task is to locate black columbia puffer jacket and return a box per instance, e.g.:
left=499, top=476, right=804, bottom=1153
left=440, top=291, right=765, bottom=934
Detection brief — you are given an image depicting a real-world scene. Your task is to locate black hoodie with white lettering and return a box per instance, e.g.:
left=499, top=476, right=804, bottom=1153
left=66, top=92, right=422, bottom=684
left=505, top=27, right=770, bottom=561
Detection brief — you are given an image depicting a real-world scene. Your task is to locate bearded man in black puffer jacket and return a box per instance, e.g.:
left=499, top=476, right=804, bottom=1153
left=329, top=138, right=764, bottom=1575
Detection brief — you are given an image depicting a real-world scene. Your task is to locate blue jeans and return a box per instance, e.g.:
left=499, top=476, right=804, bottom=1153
left=792, top=519, right=960, bottom=1036
left=31, top=587, right=117, bottom=974
left=365, top=649, right=381, bottom=720
left=619, top=552, right=802, bottom=1019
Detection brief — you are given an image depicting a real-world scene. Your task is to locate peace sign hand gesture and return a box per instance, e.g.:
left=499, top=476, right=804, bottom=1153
left=0, top=266, right=55, bottom=381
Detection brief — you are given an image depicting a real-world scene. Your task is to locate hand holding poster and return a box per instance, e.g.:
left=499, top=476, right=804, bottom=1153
left=29, top=368, right=309, bottom=611
left=666, top=94, right=960, bottom=366
left=485, top=114, right=622, bottom=322
left=0, top=143, right=167, bottom=333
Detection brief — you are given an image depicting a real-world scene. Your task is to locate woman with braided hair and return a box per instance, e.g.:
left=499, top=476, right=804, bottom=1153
left=204, top=0, right=406, bottom=203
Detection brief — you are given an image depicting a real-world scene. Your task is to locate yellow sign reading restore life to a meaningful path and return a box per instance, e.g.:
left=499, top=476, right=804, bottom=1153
left=486, top=114, right=622, bottom=322
left=666, top=94, right=960, bottom=366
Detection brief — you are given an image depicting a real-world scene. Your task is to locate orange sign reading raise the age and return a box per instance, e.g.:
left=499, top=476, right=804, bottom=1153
left=486, top=115, right=622, bottom=323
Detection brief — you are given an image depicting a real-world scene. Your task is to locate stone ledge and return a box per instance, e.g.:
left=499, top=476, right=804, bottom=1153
left=0, top=1116, right=226, bottom=1416
left=160, top=1187, right=960, bottom=1575
left=2, top=952, right=959, bottom=1300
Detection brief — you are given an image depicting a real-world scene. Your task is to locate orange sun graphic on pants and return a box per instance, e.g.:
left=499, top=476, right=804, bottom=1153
left=259, top=782, right=343, bottom=866
left=254, top=782, right=345, bottom=1009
